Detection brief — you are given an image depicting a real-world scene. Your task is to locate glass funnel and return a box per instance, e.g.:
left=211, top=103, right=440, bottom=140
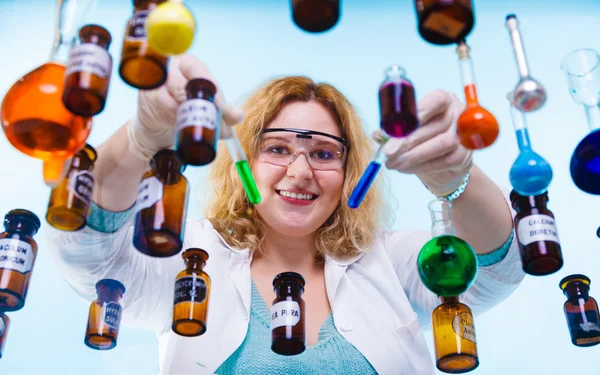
left=0, top=0, right=96, bottom=187
left=507, top=92, right=553, bottom=196
left=561, top=48, right=600, bottom=195
left=417, top=199, right=478, bottom=297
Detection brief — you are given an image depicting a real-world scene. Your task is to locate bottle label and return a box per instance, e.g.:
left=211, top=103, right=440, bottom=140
left=136, top=176, right=163, bottom=211
left=174, top=276, right=207, bottom=305
left=68, top=170, right=94, bottom=206
left=0, top=238, right=34, bottom=274
left=422, top=12, right=465, bottom=40
left=0, top=317, right=5, bottom=337
left=580, top=322, right=600, bottom=333
left=65, top=43, right=112, bottom=79
left=517, top=214, right=560, bottom=246
left=126, top=10, right=150, bottom=41
left=271, top=301, right=301, bottom=329
left=103, top=302, right=122, bottom=330
left=176, top=99, right=219, bottom=131
left=452, top=313, right=476, bottom=343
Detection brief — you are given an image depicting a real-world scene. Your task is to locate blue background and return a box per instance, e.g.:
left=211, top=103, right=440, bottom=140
left=0, top=0, right=599, bottom=374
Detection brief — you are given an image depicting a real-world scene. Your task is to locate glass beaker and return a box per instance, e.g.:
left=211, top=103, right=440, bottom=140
left=561, top=48, right=600, bottom=195
left=0, top=0, right=96, bottom=187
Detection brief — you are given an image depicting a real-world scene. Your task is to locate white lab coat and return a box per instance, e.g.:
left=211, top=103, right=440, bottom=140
left=46, top=190, right=525, bottom=375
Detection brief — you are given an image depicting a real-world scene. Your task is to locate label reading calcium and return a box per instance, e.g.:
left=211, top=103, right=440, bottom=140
left=65, top=43, right=112, bottom=79
left=271, top=301, right=301, bottom=329
left=517, top=214, right=560, bottom=246
left=452, top=313, right=476, bottom=343
left=68, top=170, right=94, bottom=206
left=136, top=176, right=163, bottom=211
left=0, top=238, right=34, bottom=274
left=126, top=10, right=150, bottom=40
left=103, top=302, right=122, bottom=330
left=176, top=99, right=219, bottom=131
left=174, top=276, right=207, bottom=305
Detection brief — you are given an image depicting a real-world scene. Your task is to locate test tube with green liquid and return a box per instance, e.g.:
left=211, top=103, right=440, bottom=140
left=222, top=124, right=261, bottom=204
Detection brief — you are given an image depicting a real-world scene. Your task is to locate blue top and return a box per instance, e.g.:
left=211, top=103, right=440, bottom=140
left=214, top=281, right=378, bottom=375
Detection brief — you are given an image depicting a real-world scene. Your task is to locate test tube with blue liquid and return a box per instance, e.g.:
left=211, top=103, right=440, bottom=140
left=507, top=92, right=553, bottom=196
left=222, top=124, right=261, bottom=204
left=348, top=66, right=420, bottom=209
left=561, top=48, right=600, bottom=195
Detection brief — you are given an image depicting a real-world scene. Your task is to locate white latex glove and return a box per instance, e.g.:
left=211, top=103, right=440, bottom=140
left=373, top=90, right=473, bottom=197
left=128, top=54, right=245, bottom=160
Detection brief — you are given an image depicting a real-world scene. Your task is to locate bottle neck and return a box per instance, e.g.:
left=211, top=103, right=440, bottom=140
left=429, top=199, right=454, bottom=237
left=98, top=289, right=122, bottom=302
left=585, top=104, right=600, bottom=131
left=4, top=222, right=37, bottom=237
left=510, top=104, right=532, bottom=151
left=186, top=260, right=206, bottom=271
left=508, top=24, right=530, bottom=78
left=50, top=0, right=97, bottom=63
left=274, top=282, right=303, bottom=299
left=440, top=296, right=460, bottom=304
left=564, top=283, right=590, bottom=301
left=512, top=194, right=548, bottom=214
left=457, top=49, right=478, bottom=106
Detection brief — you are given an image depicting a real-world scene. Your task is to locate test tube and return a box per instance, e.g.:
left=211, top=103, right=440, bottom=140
left=222, top=124, right=261, bottom=205
left=348, top=135, right=388, bottom=209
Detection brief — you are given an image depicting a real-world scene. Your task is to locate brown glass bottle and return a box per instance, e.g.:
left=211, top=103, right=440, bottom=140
left=0, top=313, right=10, bottom=359
left=46, top=144, right=97, bottom=231
left=85, top=279, right=125, bottom=350
left=271, top=272, right=305, bottom=356
left=172, top=248, right=211, bottom=336
left=0, top=209, right=40, bottom=312
left=133, top=149, right=189, bottom=257
left=119, top=0, right=169, bottom=89
left=560, top=274, right=600, bottom=347
left=63, top=25, right=113, bottom=117
left=414, top=0, right=474, bottom=45
left=432, top=296, right=478, bottom=373
left=510, top=190, right=563, bottom=276
left=175, top=79, right=220, bottom=166
left=291, top=0, right=340, bottom=33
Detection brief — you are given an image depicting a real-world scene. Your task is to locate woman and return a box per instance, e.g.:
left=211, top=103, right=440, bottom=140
left=47, top=55, right=525, bottom=375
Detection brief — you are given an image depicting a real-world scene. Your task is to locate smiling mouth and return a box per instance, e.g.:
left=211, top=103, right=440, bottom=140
left=276, top=190, right=318, bottom=201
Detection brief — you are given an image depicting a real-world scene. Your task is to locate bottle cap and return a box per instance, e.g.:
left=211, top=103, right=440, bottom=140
left=96, top=278, right=126, bottom=294
left=5, top=209, right=41, bottom=232
left=559, top=274, right=591, bottom=291
left=273, top=272, right=305, bottom=288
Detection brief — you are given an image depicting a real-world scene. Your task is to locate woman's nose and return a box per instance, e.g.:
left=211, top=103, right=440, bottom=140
left=287, top=152, right=314, bottom=179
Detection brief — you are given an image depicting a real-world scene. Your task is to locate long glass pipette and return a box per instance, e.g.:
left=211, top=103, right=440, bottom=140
left=348, top=134, right=388, bottom=209
left=221, top=124, right=261, bottom=204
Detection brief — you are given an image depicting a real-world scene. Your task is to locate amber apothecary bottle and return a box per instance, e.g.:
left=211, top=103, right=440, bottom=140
left=510, top=190, right=563, bottom=276
left=291, top=0, right=341, bottom=33
left=46, top=144, right=97, bottom=231
left=175, top=78, right=220, bottom=166
left=0, top=209, right=40, bottom=312
left=84, top=279, right=126, bottom=350
left=560, top=274, right=600, bottom=347
left=119, top=0, right=169, bottom=89
left=414, top=0, right=475, bottom=45
left=172, top=248, right=211, bottom=336
left=271, top=272, right=306, bottom=356
left=133, top=149, right=189, bottom=257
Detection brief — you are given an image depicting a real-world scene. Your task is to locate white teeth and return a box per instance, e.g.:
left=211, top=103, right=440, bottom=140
left=278, top=190, right=315, bottom=200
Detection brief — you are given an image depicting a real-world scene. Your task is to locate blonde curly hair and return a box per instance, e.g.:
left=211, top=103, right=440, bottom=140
left=205, top=76, right=389, bottom=260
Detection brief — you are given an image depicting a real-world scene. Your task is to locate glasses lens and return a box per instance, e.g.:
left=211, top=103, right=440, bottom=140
left=258, top=131, right=346, bottom=170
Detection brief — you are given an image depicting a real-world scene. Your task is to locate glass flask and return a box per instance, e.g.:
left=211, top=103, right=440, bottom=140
left=0, top=0, right=96, bottom=187
left=46, top=144, right=97, bottom=231
left=133, top=149, right=189, bottom=257
left=271, top=272, right=306, bottom=356
left=560, top=48, right=600, bottom=195
left=291, top=0, right=340, bottom=33
left=414, top=0, right=474, bottom=46
left=559, top=274, right=600, bottom=347
left=432, top=296, right=479, bottom=373
left=379, top=65, right=419, bottom=138
left=147, top=0, right=196, bottom=56
left=84, top=279, right=125, bottom=350
left=119, top=0, right=169, bottom=90
left=0, top=209, right=41, bottom=312
left=175, top=78, right=220, bottom=166
left=510, top=190, right=563, bottom=276
left=505, top=15, right=546, bottom=112
left=63, top=24, right=113, bottom=117
left=0, top=313, right=9, bottom=359
left=417, top=199, right=478, bottom=297
left=455, top=41, right=499, bottom=150
left=172, top=248, right=211, bottom=337
left=507, top=92, right=553, bottom=196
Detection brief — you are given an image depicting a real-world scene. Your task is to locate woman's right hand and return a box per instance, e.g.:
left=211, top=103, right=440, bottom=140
left=129, top=54, right=245, bottom=160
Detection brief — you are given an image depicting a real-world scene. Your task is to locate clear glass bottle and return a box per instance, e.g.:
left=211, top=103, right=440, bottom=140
left=379, top=65, right=419, bottom=138
left=133, top=149, right=189, bottom=257
left=0, top=313, right=10, bottom=359
left=0, top=209, right=41, bottom=312
left=271, top=272, right=306, bottom=356
left=559, top=274, right=600, bottom=347
left=84, top=279, right=126, bottom=350
left=172, top=248, right=211, bottom=336
left=46, top=144, right=97, bottom=231
left=63, top=24, right=113, bottom=117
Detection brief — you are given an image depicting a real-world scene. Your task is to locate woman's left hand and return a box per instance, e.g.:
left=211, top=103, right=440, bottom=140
left=373, top=90, right=473, bottom=197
